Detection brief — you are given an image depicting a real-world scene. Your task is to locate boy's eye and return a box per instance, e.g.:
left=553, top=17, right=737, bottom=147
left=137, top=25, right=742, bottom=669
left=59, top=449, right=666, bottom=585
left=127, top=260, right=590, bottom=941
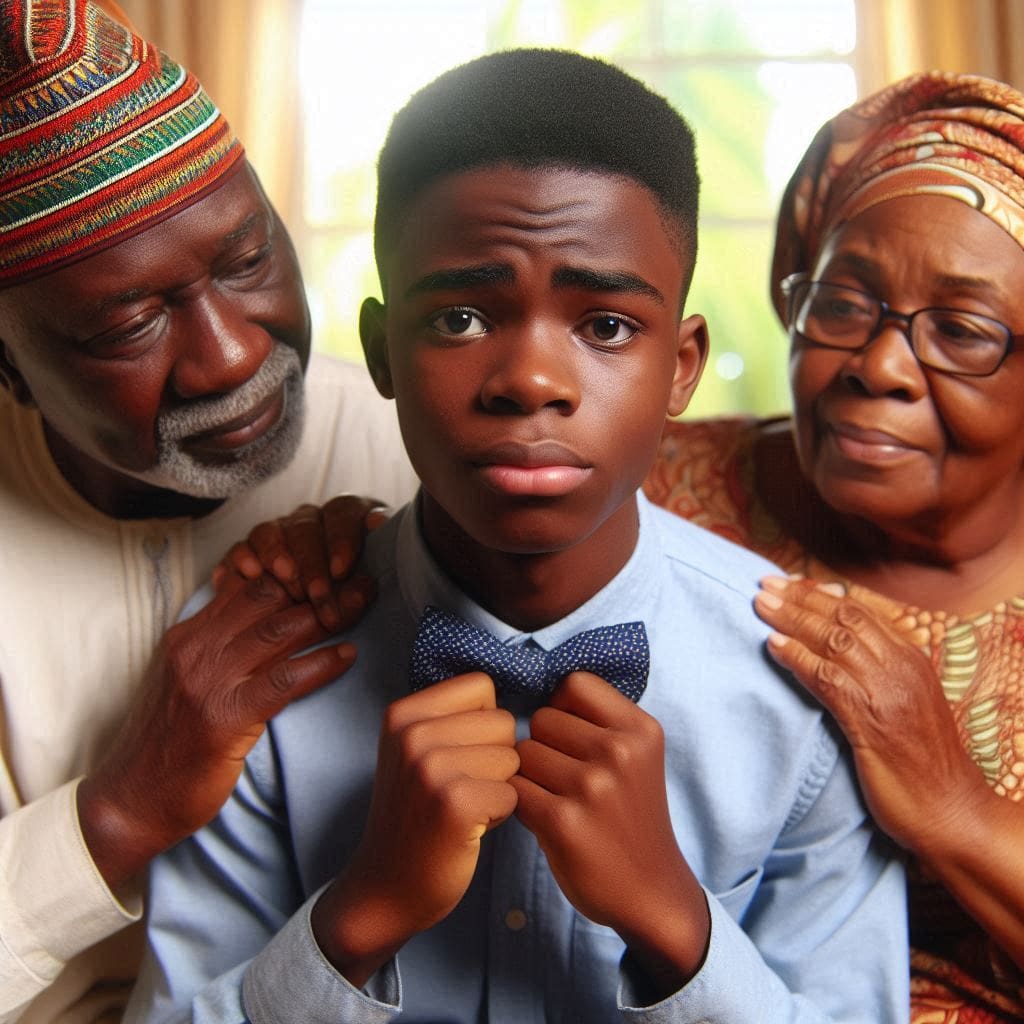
left=430, top=308, right=488, bottom=337
left=580, top=314, right=638, bottom=348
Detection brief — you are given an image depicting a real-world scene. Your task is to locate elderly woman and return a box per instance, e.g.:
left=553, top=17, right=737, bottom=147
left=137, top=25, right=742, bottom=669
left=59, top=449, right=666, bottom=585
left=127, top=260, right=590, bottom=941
left=644, top=72, right=1024, bottom=1023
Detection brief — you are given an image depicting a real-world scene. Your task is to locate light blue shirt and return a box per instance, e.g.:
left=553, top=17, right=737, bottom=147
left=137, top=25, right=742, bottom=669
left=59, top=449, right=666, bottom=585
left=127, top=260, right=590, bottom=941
left=128, top=494, right=908, bottom=1023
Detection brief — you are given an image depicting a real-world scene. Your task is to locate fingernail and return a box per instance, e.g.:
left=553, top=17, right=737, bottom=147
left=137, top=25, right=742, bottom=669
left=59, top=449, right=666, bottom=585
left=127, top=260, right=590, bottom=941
left=366, top=507, right=390, bottom=530
left=818, top=582, right=846, bottom=597
left=273, top=556, right=296, bottom=580
left=308, top=578, right=329, bottom=601
left=767, top=632, right=788, bottom=649
left=757, top=591, right=782, bottom=610
left=337, top=588, right=366, bottom=617
left=760, top=576, right=787, bottom=593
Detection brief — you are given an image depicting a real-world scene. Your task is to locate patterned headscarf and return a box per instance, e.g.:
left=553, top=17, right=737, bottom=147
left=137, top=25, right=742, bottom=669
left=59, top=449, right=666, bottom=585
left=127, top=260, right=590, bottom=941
left=771, top=71, right=1024, bottom=321
left=0, top=0, right=244, bottom=287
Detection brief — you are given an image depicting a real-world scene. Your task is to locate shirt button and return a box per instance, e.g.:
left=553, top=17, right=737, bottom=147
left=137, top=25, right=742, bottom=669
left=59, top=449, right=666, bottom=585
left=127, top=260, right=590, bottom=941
left=504, top=908, right=527, bottom=931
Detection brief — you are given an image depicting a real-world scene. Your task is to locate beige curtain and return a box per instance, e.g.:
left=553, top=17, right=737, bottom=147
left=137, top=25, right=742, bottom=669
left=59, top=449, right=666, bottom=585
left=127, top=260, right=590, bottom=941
left=856, top=0, right=1024, bottom=94
left=115, top=0, right=304, bottom=225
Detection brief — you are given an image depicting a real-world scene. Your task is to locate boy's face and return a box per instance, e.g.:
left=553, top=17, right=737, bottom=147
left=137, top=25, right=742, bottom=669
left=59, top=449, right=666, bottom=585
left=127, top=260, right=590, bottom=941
left=362, top=165, right=706, bottom=561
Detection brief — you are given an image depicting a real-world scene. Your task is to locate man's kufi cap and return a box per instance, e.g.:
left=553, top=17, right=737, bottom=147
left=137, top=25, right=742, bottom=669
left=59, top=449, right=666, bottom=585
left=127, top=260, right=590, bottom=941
left=771, top=71, right=1024, bottom=320
left=0, top=0, right=244, bottom=287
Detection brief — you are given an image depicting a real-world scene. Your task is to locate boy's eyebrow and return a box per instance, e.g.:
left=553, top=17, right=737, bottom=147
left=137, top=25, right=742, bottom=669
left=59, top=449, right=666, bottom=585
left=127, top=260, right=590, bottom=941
left=405, top=264, right=516, bottom=297
left=403, top=263, right=666, bottom=306
left=552, top=266, right=665, bottom=305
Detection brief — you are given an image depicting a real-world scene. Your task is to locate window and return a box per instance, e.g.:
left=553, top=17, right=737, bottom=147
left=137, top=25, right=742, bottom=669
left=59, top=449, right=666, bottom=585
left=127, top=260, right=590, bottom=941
left=297, top=0, right=858, bottom=416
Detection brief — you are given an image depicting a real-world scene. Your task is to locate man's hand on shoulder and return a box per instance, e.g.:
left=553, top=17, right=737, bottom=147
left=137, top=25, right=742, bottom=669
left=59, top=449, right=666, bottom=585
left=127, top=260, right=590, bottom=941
left=212, top=494, right=390, bottom=630
left=77, top=570, right=370, bottom=893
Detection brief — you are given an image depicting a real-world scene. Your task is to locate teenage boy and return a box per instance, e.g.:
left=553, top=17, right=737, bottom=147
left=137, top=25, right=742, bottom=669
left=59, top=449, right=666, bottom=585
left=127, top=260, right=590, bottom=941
left=129, top=49, right=908, bottom=1023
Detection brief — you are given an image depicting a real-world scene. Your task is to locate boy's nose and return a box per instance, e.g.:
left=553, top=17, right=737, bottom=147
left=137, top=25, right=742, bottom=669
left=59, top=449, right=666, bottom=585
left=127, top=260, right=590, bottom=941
left=479, top=327, right=580, bottom=414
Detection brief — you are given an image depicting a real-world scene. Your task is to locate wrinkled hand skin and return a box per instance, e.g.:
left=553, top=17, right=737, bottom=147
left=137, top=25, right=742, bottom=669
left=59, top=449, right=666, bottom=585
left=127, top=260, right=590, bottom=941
left=78, top=572, right=364, bottom=893
left=754, top=576, right=986, bottom=854
left=311, top=673, right=520, bottom=988
left=212, top=494, right=388, bottom=629
left=513, top=672, right=710, bottom=1000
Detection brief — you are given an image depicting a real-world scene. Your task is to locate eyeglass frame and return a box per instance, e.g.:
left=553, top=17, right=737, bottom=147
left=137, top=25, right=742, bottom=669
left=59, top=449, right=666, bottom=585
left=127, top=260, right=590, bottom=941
left=779, top=272, right=1019, bottom=378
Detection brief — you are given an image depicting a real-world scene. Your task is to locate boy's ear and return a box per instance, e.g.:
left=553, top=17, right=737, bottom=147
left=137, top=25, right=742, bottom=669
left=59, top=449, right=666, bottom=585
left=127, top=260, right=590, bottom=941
left=667, top=313, right=709, bottom=418
left=0, top=341, right=34, bottom=406
left=359, top=297, right=394, bottom=399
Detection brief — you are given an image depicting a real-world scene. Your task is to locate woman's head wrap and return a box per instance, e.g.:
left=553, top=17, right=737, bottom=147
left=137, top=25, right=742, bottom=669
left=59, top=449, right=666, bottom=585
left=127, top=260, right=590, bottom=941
left=0, top=0, right=244, bottom=287
left=771, top=71, right=1024, bottom=321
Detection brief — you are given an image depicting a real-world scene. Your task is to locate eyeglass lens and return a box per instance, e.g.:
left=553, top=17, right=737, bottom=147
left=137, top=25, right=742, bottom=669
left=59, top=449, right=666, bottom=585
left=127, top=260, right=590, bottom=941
left=792, top=281, right=1009, bottom=376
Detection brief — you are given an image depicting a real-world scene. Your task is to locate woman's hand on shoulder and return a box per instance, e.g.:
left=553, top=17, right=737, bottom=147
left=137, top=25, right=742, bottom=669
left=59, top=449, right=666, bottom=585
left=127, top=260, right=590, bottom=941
left=212, top=494, right=390, bottom=629
left=753, top=575, right=986, bottom=856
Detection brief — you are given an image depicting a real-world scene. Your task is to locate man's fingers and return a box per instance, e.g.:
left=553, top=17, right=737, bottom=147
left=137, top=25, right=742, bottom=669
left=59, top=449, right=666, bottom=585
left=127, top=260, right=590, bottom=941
left=278, top=505, right=336, bottom=626
left=332, top=575, right=377, bottom=633
left=220, top=594, right=329, bottom=673
left=245, top=520, right=304, bottom=600
left=321, top=494, right=387, bottom=579
left=211, top=542, right=263, bottom=590
left=238, top=640, right=358, bottom=723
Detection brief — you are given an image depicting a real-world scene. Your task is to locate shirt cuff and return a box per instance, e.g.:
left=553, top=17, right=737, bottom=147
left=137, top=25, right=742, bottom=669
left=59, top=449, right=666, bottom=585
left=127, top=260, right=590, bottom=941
left=242, top=888, right=401, bottom=1024
left=0, top=778, right=140, bottom=997
left=618, top=890, right=770, bottom=1023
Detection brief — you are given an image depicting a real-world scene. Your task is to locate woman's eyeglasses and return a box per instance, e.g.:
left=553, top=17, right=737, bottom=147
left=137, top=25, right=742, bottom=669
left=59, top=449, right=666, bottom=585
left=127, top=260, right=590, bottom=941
left=780, top=273, right=1016, bottom=377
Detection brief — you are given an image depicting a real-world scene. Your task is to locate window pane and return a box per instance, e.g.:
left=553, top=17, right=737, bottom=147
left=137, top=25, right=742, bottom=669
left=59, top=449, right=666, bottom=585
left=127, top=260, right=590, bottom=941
left=304, top=231, right=378, bottom=366
left=661, top=0, right=856, bottom=56
left=684, top=225, right=790, bottom=417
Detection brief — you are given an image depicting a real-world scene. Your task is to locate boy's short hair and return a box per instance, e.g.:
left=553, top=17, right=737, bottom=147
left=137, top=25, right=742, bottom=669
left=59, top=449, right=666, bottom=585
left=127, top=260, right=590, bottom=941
left=373, top=48, right=700, bottom=298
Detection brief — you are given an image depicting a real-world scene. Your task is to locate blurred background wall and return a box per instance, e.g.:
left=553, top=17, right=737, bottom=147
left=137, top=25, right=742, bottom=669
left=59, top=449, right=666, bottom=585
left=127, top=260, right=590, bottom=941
left=117, top=0, right=1024, bottom=418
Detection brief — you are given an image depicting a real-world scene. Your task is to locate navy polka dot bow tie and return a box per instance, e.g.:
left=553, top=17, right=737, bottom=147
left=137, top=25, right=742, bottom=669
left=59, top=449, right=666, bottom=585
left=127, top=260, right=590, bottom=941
left=409, top=605, right=649, bottom=702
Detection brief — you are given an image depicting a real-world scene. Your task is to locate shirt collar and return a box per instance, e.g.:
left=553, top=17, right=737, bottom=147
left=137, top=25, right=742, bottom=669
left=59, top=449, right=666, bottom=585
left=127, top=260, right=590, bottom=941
left=395, top=491, right=663, bottom=650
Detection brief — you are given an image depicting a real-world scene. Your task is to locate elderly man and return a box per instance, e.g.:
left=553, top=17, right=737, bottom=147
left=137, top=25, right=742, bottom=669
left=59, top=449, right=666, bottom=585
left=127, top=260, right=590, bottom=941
left=0, top=1, right=416, bottom=1021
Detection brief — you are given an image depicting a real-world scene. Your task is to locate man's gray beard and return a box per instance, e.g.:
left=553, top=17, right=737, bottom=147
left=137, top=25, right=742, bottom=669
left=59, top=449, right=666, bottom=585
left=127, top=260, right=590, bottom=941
left=149, top=343, right=306, bottom=500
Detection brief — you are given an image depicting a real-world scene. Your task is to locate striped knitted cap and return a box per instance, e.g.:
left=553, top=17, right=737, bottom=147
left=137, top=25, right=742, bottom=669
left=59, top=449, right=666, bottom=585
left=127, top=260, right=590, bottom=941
left=0, top=0, right=244, bottom=287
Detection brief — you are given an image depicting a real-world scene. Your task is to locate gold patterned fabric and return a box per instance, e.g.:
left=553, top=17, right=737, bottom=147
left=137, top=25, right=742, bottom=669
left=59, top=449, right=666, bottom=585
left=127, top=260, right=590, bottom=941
left=770, top=71, right=1024, bottom=320
left=644, top=415, right=1024, bottom=1024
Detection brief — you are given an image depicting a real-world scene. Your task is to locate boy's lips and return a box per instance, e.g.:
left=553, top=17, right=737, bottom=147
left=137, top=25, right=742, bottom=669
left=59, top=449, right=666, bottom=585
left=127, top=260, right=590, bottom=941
left=182, top=387, right=286, bottom=457
left=473, top=440, right=592, bottom=497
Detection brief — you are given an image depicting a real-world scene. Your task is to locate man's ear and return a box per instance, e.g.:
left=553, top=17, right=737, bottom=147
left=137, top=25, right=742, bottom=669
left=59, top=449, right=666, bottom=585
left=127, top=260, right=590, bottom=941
left=0, top=341, right=33, bottom=406
left=359, top=297, right=394, bottom=399
left=667, top=313, right=709, bottom=418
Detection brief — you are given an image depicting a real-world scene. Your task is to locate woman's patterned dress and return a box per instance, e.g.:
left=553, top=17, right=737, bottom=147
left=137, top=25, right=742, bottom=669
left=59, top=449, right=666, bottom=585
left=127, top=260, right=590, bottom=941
left=644, top=415, right=1024, bottom=1024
